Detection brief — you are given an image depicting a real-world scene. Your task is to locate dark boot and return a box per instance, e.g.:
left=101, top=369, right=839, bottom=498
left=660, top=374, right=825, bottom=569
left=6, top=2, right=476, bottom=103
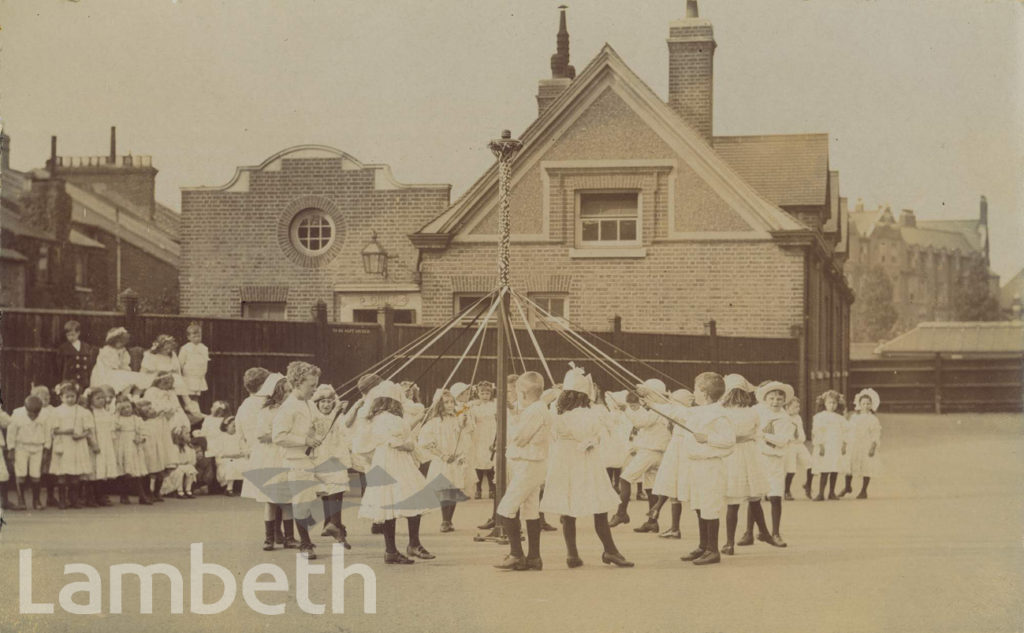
left=137, top=478, right=153, bottom=505
left=13, top=484, right=27, bottom=511
left=838, top=474, right=853, bottom=498
left=281, top=520, right=299, bottom=549
left=561, top=516, right=582, bottom=567
left=56, top=484, right=68, bottom=510
left=506, top=516, right=524, bottom=560
left=31, top=480, right=44, bottom=511
left=152, top=476, right=165, bottom=502
left=82, top=482, right=98, bottom=508
left=857, top=477, right=870, bottom=499
left=694, top=519, right=722, bottom=565
left=263, top=521, right=276, bottom=551
left=0, top=482, right=10, bottom=510
left=539, top=512, right=557, bottom=531
left=722, top=504, right=738, bottom=554
left=46, top=481, right=58, bottom=508
left=784, top=473, right=795, bottom=500
left=68, top=482, right=84, bottom=509
left=474, top=480, right=482, bottom=500
left=681, top=516, right=707, bottom=561
left=803, top=469, right=814, bottom=499
left=524, top=518, right=542, bottom=568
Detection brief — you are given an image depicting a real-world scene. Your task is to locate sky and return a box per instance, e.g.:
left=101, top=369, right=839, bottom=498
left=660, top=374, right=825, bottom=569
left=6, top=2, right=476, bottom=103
left=1, top=0, right=1021, bottom=277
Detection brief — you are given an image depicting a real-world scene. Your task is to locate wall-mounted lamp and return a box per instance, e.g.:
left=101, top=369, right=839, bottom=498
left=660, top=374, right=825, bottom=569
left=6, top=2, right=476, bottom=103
left=361, top=231, right=389, bottom=278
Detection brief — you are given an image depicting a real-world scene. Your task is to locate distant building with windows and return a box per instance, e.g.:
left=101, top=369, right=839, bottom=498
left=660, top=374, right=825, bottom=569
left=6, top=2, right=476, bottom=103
left=178, top=145, right=450, bottom=322
left=0, top=128, right=180, bottom=312
left=846, top=198, right=997, bottom=335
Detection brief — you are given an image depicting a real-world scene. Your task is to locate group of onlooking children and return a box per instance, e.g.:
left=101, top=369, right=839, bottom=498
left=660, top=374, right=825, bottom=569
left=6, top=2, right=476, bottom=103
left=0, top=320, right=211, bottom=511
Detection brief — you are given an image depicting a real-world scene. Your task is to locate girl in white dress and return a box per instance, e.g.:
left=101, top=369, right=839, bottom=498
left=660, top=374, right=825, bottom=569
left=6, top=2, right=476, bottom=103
left=419, top=389, right=472, bottom=532
left=783, top=398, right=814, bottom=499
left=719, top=376, right=771, bottom=554
left=309, top=385, right=351, bottom=548
left=540, top=367, right=633, bottom=569
left=752, top=381, right=796, bottom=548
left=648, top=388, right=694, bottom=539
left=112, top=394, right=150, bottom=504
left=240, top=373, right=295, bottom=551
left=143, top=372, right=190, bottom=501
left=272, top=362, right=331, bottom=560
left=178, top=323, right=210, bottom=398
left=812, top=390, right=847, bottom=501
left=600, top=391, right=633, bottom=489
left=90, top=328, right=149, bottom=394
left=848, top=388, right=882, bottom=499
left=84, top=387, right=119, bottom=506
left=49, top=382, right=94, bottom=509
left=468, top=382, right=497, bottom=499
left=358, top=380, right=436, bottom=565
left=215, top=417, right=247, bottom=496
left=141, top=335, right=188, bottom=395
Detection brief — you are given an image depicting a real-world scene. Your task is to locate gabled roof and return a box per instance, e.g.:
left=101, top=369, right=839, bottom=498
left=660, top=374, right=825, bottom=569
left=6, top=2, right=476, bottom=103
left=66, top=183, right=180, bottom=265
left=999, top=267, right=1024, bottom=310
left=713, top=134, right=829, bottom=207
left=918, top=219, right=983, bottom=251
left=848, top=209, right=881, bottom=237
left=875, top=321, right=1024, bottom=355
left=416, top=44, right=803, bottom=239
left=900, top=226, right=974, bottom=254
left=1, top=205, right=105, bottom=249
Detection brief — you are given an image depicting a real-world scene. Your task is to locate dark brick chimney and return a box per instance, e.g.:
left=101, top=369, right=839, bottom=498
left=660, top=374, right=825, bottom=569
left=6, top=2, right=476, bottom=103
left=667, top=0, right=716, bottom=143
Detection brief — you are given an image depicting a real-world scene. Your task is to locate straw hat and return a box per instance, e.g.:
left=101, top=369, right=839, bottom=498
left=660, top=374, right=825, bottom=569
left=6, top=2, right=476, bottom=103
left=755, top=381, right=795, bottom=404
left=723, top=374, right=754, bottom=393
left=255, top=373, right=286, bottom=397
left=368, top=380, right=404, bottom=403
left=854, top=388, right=881, bottom=412
left=449, top=382, right=471, bottom=400
left=670, top=388, right=695, bottom=406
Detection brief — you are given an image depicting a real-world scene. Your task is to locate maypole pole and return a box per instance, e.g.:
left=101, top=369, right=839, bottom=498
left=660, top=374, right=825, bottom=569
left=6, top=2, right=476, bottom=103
left=483, top=129, right=522, bottom=541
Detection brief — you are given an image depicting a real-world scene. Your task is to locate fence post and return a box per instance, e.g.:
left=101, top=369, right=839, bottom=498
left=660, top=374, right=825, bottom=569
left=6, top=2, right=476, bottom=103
left=934, top=353, right=943, bottom=414
left=705, top=319, right=719, bottom=374
left=791, top=323, right=808, bottom=425
left=378, top=305, right=395, bottom=358
left=312, top=300, right=330, bottom=373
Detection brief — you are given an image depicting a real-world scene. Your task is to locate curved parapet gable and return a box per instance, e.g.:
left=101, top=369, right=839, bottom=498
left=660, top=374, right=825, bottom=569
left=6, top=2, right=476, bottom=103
left=181, top=144, right=448, bottom=193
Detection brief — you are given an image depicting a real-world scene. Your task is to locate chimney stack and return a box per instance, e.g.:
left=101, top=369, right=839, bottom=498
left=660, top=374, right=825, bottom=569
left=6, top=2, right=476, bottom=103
left=667, top=0, right=716, bottom=143
left=49, top=135, right=58, bottom=173
left=110, top=126, right=117, bottom=164
left=0, top=131, right=9, bottom=172
left=899, top=209, right=916, bottom=227
left=536, top=6, right=576, bottom=117
left=979, top=195, right=990, bottom=263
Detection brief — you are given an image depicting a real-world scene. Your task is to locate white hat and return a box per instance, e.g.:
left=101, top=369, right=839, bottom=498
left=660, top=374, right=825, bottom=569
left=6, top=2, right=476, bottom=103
left=636, top=378, right=669, bottom=402
left=449, top=382, right=470, bottom=400
left=255, top=373, right=286, bottom=397
left=368, top=380, right=404, bottom=403
left=605, top=390, right=629, bottom=407
left=563, top=366, right=592, bottom=395
left=724, top=374, right=754, bottom=393
left=755, top=381, right=795, bottom=404
left=670, top=389, right=695, bottom=406
left=854, top=388, right=881, bottom=411
left=105, top=326, right=129, bottom=344
left=312, top=384, right=336, bottom=402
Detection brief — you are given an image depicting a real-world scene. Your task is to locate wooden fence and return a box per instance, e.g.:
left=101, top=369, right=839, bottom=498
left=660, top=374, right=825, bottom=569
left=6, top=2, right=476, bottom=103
left=1, top=302, right=799, bottom=411
left=849, top=354, right=1024, bottom=413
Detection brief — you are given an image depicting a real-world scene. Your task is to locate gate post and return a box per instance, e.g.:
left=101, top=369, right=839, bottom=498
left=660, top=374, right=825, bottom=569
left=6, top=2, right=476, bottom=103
left=312, top=300, right=330, bottom=373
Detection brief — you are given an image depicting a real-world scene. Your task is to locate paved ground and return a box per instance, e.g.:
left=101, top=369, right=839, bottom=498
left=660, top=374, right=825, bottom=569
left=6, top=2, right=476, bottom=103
left=1, top=413, right=1021, bottom=633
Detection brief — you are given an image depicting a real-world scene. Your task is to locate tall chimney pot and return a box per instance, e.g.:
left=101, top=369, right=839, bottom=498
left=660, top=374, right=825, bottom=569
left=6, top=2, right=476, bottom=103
left=110, top=126, right=117, bottom=163
left=686, top=0, right=699, bottom=18
left=49, top=135, right=57, bottom=173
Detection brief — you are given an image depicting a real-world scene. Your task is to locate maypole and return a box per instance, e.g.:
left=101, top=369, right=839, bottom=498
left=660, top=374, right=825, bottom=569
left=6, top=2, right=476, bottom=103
left=483, top=129, right=522, bottom=540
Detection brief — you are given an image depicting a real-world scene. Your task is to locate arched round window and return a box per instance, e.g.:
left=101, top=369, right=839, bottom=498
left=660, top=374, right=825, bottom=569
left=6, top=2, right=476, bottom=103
left=290, top=208, right=335, bottom=256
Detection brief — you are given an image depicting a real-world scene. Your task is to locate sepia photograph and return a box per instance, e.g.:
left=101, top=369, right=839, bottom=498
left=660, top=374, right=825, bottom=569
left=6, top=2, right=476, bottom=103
left=0, top=1, right=1021, bottom=632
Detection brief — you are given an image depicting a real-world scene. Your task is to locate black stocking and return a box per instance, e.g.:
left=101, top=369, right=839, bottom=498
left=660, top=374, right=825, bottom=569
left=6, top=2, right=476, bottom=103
left=507, top=513, right=524, bottom=558
left=407, top=514, right=422, bottom=548
left=828, top=472, right=838, bottom=496
left=383, top=519, right=398, bottom=554
left=670, top=502, right=682, bottom=531
left=561, top=515, right=579, bottom=559
left=696, top=511, right=706, bottom=551
left=784, top=472, right=795, bottom=495
left=615, top=479, right=630, bottom=516
left=769, top=496, right=782, bottom=535
left=525, top=518, right=541, bottom=560
left=725, top=504, right=739, bottom=546
left=593, top=513, right=619, bottom=555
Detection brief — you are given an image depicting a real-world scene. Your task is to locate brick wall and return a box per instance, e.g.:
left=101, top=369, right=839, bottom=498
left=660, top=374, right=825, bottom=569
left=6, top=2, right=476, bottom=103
left=420, top=240, right=803, bottom=338
left=60, top=166, right=157, bottom=217
left=180, top=151, right=449, bottom=320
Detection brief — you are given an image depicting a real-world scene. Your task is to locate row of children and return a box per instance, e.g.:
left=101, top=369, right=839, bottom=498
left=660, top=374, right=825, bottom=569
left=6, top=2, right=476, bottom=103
left=57, top=321, right=210, bottom=406
left=0, top=369, right=206, bottom=511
